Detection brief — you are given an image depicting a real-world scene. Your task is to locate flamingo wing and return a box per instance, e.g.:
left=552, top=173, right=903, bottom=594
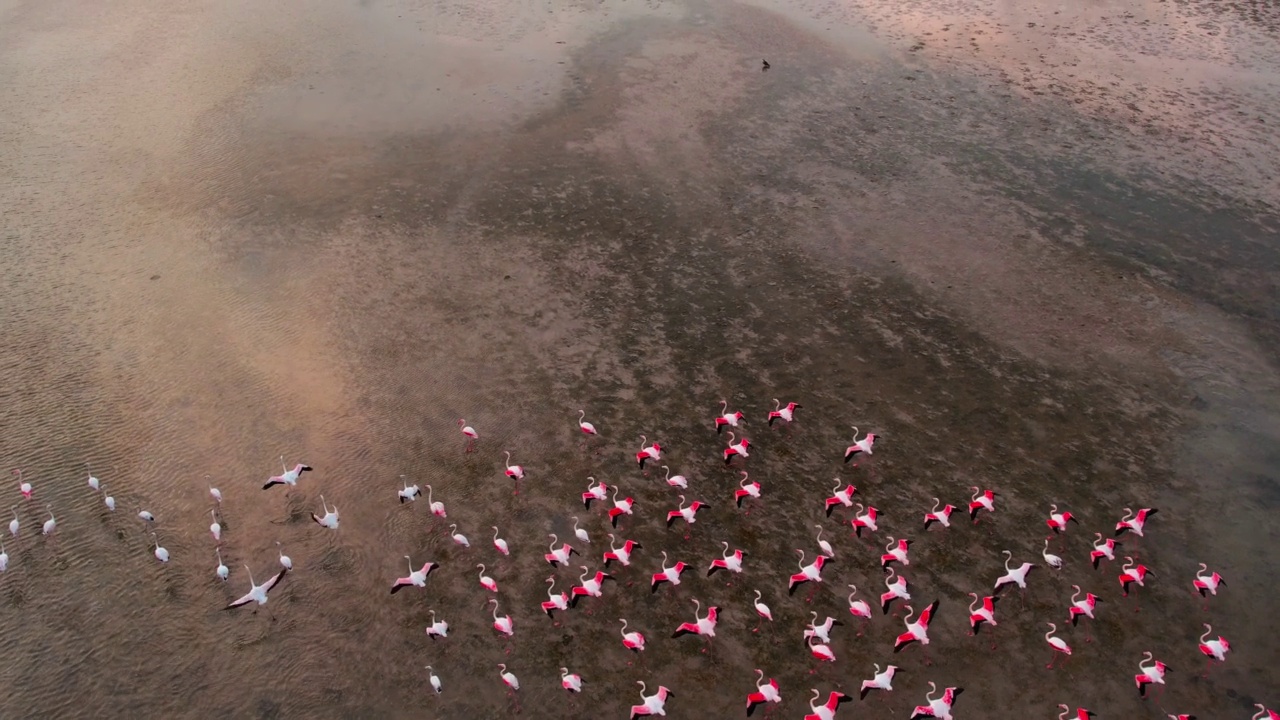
left=390, top=577, right=412, bottom=594
left=225, top=590, right=257, bottom=609
left=672, top=622, right=700, bottom=638
left=262, top=568, right=287, bottom=593
left=893, top=632, right=919, bottom=651
left=909, top=706, right=938, bottom=719
left=1135, top=675, right=1153, bottom=696
left=919, top=600, right=939, bottom=626
left=262, top=476, right=285, bottom=489
left=824, top=692, right=849, bottom=711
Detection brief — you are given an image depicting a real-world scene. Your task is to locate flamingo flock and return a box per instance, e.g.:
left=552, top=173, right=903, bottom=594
left=0, top=397, right=1265, bottom=720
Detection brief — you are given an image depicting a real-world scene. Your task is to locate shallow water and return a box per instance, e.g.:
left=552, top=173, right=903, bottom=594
left=1, top=0, right=1277, bottom=717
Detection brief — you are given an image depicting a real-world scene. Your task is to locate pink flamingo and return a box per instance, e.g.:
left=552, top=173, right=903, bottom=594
left=660, top=466, right=687, bottom=489
left=824, top=479, right=856, bottom=517
left=922, top=499, right=955, bottom=530
left=805, top=689, right=850, bottom=719
left=603, top=534, right=641, bottom=568
left=745, top=669, right=781, bottom=715
left=544, top=534, right=576, bottom=566
left=789, top=549, right=827, bottom=597
left=1118, top=556, right=1153, bottom=610
left=1135, top=651, right=1170, bottom=699
left=1045, top=623, right=1072, bottom=669
left=1046, top=504, right=1079, bottom=534
left=1193, top=563, right=1225, bottom=609
left=458, top=419, right=478, bottom=452
left=734, top=471, right=761, bottom=511
left=389, top=556, right=437, bottom=594
left=843, top=426, right=877, bottom=462
left=893, top=601, right=939, bottom=664
left=723, top=431, right=751, bottom=465
left=608, top=486, right=635, bottom=528
left=1090, top=533, right=1120, bottom=569
left=851, top=503, right=879, bottom=537
left=967, top=593, right=998, bottom=646
left=767, top=399, right=801, bottom=426
left=715, top=399, right=745, bottom=433
left=650, top=551, right=687, bottom=593
left=1198, top=623, right=1230, bottom=676
left=967, top=487, right=997, bottom=523
left=1068, top=585, right=1102, bottom=642
left=540, top=576, right=569, bottom=621
left=635, top=435, right=662, bottom=470
left=672, top=598, right=718, bottom=650
left=489, top=598, right=513, bottom=637
left=619, top=618, right=646, bottom=652
left=881, top=567, right=911, bottom=615
left=881, top=537, right=911, bottom=568
left=582, top=477, right=608, bottom=508
left=14, top=469, right=31, bottom=500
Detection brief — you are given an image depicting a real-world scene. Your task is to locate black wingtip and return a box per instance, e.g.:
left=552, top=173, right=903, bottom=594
left=390, top=584, right=402, bottom=595
left=768, top=417, right=777, bottom=427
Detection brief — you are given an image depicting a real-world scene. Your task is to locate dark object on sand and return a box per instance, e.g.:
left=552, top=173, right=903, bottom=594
left=762, top=59, right=770, bottom=71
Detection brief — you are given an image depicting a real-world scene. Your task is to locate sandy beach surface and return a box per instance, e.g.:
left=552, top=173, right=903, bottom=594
left=1, top=0, right=1276, bottom=717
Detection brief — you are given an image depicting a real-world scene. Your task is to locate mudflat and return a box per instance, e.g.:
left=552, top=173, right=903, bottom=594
left=0, top=0, right=1276, bottom=717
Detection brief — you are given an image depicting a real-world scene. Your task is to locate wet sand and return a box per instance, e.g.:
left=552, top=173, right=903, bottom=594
left=1, top=0, right=1277, bottom=717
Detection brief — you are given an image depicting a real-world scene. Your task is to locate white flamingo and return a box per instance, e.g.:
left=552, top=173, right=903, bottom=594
left=215, top=548, right=229, bottom=581
left=425, top=484, right=446, bottom=517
